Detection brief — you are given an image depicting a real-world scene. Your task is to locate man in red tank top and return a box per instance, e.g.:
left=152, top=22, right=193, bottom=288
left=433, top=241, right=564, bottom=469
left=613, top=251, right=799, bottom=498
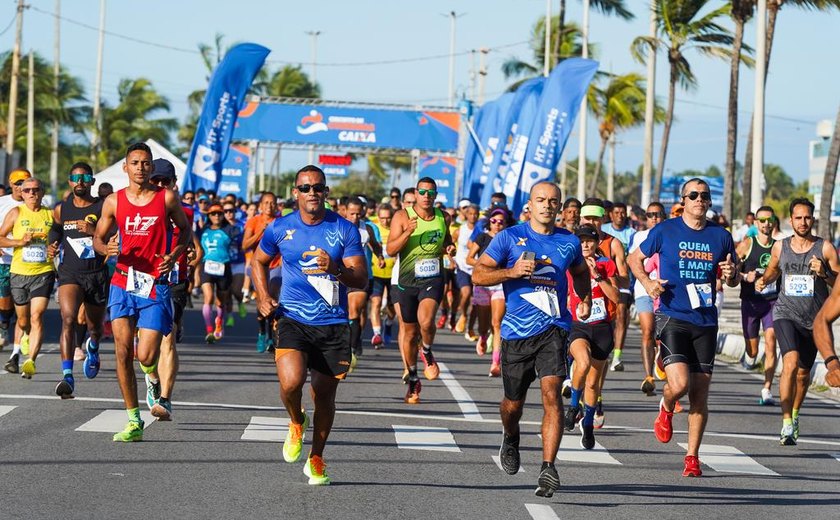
left=93, top=142, right=191, bottom=442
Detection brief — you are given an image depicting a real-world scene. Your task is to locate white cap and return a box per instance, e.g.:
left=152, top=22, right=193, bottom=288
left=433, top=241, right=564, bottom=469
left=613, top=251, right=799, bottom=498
left=458, top=198, right=471, bottom=209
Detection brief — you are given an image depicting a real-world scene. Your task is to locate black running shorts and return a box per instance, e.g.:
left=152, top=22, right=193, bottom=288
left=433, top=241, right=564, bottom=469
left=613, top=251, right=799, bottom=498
left=569, top=321, right=615, bottom=361
left=273, top=316, right=352, bottom=379
left=169, top=280, right=189, bottom=324
left=501, top=326, right=568, bottom=401
left=393, top=277, right=444, bottom=324
left=655, top=313, right=717, bottom=374
left=199, top=264, right=232, bottom=291
left=57, top=268, right=109, bottom=307
left=774, top=319, right=818, bottom=370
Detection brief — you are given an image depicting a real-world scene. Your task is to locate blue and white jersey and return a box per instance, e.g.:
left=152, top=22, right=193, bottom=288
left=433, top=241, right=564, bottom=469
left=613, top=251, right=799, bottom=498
left=200, top=226, right=237, bottom=264
left=483, top=222, right=583, bottom=340
left=259, top=210, right=364, bottom=326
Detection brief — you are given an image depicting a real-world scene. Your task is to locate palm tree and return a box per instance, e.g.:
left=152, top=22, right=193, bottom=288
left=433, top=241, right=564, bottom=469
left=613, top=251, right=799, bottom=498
left=587, top=72, right=664, bottom=194
left=502, top=17, right=590, bottom=90
left=631, top=0, right=735, bottom=200
left=818, top=107, right=840, bottom=239
left=723, top=0, right=755, bottom=221
left=264, top=65, right=321, bottom=98
left=554, top=0, right=635, bottom=65
left=742, top=0, right=840, bottom=213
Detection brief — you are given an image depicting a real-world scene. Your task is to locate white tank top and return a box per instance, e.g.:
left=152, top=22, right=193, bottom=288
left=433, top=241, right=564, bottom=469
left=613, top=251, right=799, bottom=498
left=454, top=223, right=474, bottom=274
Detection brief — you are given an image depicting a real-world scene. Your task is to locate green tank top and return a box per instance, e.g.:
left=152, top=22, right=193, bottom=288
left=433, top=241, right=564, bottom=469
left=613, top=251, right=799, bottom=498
left=398, top=207, right=446, bottom=287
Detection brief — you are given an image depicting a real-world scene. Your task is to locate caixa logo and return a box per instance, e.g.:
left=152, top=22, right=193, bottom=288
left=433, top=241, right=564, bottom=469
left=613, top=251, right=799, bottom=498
left=125, top=214, right=159, bottom=234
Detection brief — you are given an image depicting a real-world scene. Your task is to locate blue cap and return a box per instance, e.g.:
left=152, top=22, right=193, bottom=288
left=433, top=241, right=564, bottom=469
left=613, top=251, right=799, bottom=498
left=151, top=158, right=176, bottom=180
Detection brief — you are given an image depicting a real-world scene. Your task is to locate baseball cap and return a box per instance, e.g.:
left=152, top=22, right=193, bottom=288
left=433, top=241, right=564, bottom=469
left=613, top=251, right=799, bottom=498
left=575, top=225, right=599, bottom=241
left=458, top=198, right=471, bottom=209
left=670, top=203, right=683, bottom=217
left=9, top=169, right=31, bottom=185
left=151, top=159, right=176, bottom=180
left=207, top=203, right=223, bottom=214
left=198, top=194, right=210, bottom=202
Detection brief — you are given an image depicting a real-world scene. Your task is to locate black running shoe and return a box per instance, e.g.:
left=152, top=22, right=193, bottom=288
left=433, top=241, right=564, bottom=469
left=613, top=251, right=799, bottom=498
left=498, top=433, right=521, bottom=475
left=563, top=404, right=581, bottom=432
left=580, top=421, right=595, bottom=450
left=535, top=462, right=560, bottom=498
left=55, top=375, right=75, bottom=399
left=4, top=353, right=19, bottom=374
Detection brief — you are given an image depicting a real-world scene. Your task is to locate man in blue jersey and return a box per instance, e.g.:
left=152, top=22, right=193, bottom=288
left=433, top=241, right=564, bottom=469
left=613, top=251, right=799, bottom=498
left=472, top=182, right=592, bottom=499
left=252, top=165, right=367, bottom=486
left=627, top=178, right=738, bottom=478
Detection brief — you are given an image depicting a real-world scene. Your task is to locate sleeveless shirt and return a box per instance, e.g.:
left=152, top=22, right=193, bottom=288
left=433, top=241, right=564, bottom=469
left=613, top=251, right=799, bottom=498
left=772, top=237, right=828, bottom=329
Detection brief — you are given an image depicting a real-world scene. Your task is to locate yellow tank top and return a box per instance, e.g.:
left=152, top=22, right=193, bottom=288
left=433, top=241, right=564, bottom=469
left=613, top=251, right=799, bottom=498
left=372, top=222, right=395, bottom=278
left=11, top=205, right=55, bottom=276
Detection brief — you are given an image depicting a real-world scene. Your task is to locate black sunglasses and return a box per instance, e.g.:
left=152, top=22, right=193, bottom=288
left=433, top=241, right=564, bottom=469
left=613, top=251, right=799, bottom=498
left=296, top=183, right=327, bottom=194
left=223, top=209, right=235, bottom=214
left=684, top=191, right=711, bottom=202
left=646, top=212, right=665, bottom=218
left=151, top=177, right=173, bottom=187
left=417, top=188, right=437, bottom=197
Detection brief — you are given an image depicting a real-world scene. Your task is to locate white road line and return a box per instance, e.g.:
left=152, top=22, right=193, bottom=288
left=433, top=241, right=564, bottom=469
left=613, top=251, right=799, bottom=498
left=241, top=416, right=284, bottom=442
left=678, top=443, right=779, bottom=476
left=541, top=433, right=622, bottom=465
left=0, top=405, right=16, bottom=418
left=437, top=362, right=483, bottom=420
left=524, top=503, right=560, bottom=520
left=831, top=452, right=840, bottom=463
left=393, top=425, right=460, bottom=452
left=491, top=455, right=525, bottom=473
left=76, top=410, right=156, bottom=433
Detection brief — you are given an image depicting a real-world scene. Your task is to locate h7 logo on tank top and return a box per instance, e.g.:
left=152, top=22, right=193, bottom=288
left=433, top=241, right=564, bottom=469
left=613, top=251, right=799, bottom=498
left=124, top=214, right=159, bottom=235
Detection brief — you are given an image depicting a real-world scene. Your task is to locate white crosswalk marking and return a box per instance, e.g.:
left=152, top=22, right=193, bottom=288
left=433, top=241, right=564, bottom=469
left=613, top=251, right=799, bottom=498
left=831, top=452, right=840, bottom=463
left=393, top=425, right=460, bottom=452
left=678, top=443, right=779, bottom=476
left=241, top=416, right=284, bottom=442
left=437, top=362, right=483, bottom=420
left=524, top=503, right=560, bottom=520
left=491, top=455, right=525, bottom=473
left=540, top=433, right=622, bottom=465
left=0, top=405, right=16, bottom=418
left=75, top=410, right=155, bottom=433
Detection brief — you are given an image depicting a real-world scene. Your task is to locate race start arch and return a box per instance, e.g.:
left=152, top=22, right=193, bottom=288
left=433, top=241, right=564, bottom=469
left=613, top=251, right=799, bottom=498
left=231, top=97, right=465, bottom=204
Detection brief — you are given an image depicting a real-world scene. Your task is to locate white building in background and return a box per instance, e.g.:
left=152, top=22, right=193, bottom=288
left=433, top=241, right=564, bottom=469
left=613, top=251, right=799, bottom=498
left=809, top=119, right=837, bottom=221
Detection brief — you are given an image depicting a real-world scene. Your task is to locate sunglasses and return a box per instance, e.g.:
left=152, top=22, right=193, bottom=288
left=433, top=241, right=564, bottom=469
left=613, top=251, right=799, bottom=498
left=684, top=191, right=711, bottom=202
left=489, top=218, right=505, bottom=225
left=70, top=173, right=93, bottom=183
left=646, top=212, right=665, bottom=218
left=151, top=177, right=172, bottom=187
left=13, top=180, right=24, bottom=187
left=224, top=209, right=236, bottom=214
left=756, top=216, right=774, bottom=223
left=390, top=194, right=400, bottom=198
left=417, top=188, right=437, bottom=197
left=209, top=212, right=223, bottom=217
left=22, top=187, right=41, bottom=194
left=296, top=183, right=327, bottom=194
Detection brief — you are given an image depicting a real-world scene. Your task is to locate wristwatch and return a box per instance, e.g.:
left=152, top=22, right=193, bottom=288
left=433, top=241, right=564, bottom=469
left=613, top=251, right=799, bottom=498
left=593, top=275, right=604, bottom=283
left=334, top=265, right=343, bottom=277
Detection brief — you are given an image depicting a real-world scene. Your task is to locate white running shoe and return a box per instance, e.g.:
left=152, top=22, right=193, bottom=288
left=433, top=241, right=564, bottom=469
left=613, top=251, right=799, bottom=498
left=759, top=388, right=774, bottom=406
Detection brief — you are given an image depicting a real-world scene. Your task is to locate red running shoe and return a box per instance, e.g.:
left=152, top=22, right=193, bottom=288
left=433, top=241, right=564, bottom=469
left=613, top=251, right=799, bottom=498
left=436, top=314, right=447, bottom=329
left=682, top=455, right=702, bottom=477
left=654, top=397, right=674, bottom=443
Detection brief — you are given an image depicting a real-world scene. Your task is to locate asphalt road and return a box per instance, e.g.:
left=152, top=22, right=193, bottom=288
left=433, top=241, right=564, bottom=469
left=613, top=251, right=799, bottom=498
left=1, top=305, right=839, bottom=520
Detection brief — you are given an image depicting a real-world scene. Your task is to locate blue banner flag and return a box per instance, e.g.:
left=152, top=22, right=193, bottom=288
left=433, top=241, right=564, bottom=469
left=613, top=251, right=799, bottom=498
left=418, top=155, right=457, bottom=206
left=461, top=93, right=515, bottom=203
left=508, top=58, right=599, bottom=215
left=479, top=78, right=545, bottom=210
left=183, top=43, right=270, bottom=193
left=217, top=144, right=250, bottom=197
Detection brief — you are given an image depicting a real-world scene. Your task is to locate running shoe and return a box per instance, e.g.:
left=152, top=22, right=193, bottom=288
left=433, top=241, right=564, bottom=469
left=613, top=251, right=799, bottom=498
left=214, top=317, right=224, bottom=340
left=405, top=379, right=422, bottom=404
left=654, top=351, right=667, bottom=380
left=641, top=376, right=656, bottom=396
left=20, top=358, right=35, bottom=379
left=580, top=420, right=595, bottom=450
left=349, top=353, right=358, bottom=373
left=534, top=463, right=560, bottom=498
left=83, top=337, right=100, bottom=379
left=654, top=397, right=674, bottom=443
left=73, top=347, right=86, bottom=361
left=593, top=398, right=605, bottom=429
left=282, top=412, right=310, bottom=463
left=238, top=301, right=247, bottom=318
left=20, top=333, right=30, bottom=356
left=780, top=423, right=796, bottom=446
left=561, top=378, right=572, bottom=399
left=145, top=374, right=161, bottom=411
left=256, top=333, right=267, bottom=353
left=682, top=455, right=702, bottom=477
left=793, top=417, right=800, bottom=441
left=113, top=420, right=144, bottom=442
left=454, top=315, right=467, bottom=334
left=55, top=374, right=75, bottom=399
left=371, top=333, right=383, bottom=349
left=609, top=351, right=624, bottom=372
left=205, top=332, right=216, bottom=344
left=401, top=368, right=409, bottom=384
left=382, top=328, right=391, bottom=345
left=498, top=433, right=520, bottom=475
left=488, top=363, right=501, bottom=377
left=464, top=331, right=478, bottom=342
left=420, top=349, right=440, bottom=380
left=436, top=314, right=447, bottom=329
left=225, top=315, right=235, bottom=328
left=759, top=388, right=775, bottom=406
left=4, top=353, right=19, bottom=374
left=303, top=455, right=331, bottom=485
left=564, top=404, right=581, bottom=432
left=476, top=336, right=487, bottom=356
left=151, top=397, right=172, bottom=421
left=741, top=353, right=759, bottom=370
left=674, top=400, right=684, bottom=413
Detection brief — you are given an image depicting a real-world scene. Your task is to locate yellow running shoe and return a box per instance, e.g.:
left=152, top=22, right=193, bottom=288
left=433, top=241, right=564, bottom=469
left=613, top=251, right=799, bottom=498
left=303, top=455, right=331, bottom=485
left=349, top=353, right=358, bottom=373
left=112, top=420, right=144, bottom=442
left=21, top=358, right=35, bottom=379
left=20, top=333, right=30, bottom=356
left=282, top=412, right=309, bottom=463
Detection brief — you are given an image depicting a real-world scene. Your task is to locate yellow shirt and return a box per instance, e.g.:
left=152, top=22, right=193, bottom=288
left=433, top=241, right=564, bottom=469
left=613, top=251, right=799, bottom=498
left=372, top=222, right=395, bottom=279
left=11, top=205, right=55, bottom=276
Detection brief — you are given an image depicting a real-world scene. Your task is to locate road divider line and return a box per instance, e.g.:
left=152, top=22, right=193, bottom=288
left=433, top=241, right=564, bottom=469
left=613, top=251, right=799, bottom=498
left=76, top=410, right=156, bottom=433
left=393, top=424, right=460, bottom=452
left=524, top=504, right=560, bottom=520
left=437, top=362, right=483, bottom=420
left=0, top=405, right=16, bottom=418
left=678, top=443, right=779, bottom=476
left=241, top=416, right=283, bottom=442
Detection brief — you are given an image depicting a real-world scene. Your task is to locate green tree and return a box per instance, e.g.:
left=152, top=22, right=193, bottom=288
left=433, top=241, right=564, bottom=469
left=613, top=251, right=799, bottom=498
left=554, top=0, right=635, bottom=66
left=631, top=0, right=735, bottom=200
left=502, top=18, right=590, bottom=91
left=262, top=65, right=320, bottom=98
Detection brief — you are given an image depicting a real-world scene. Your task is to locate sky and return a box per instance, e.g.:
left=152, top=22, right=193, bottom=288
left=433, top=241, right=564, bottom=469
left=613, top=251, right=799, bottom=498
left=2, top=0, right=838, bottom=184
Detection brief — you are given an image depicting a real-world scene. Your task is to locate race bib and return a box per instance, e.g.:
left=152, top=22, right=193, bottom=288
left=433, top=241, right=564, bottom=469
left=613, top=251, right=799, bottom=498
left=415, top=258, right=440, bottom=278
left=204, top=260, right=226, bottom=276
left=66, top=236, right=96, bottom=260
left=307, top=275, right=339, bottom=306
left=126, top=266, right=154, bottom=298
left=521, top=290, right=561, bottom=318
left=581, top=297, right=607, bottom=323
left=784, top=274, right=814, bottom=297
left=22, top=244, right=47, bottom=263
left=687, top=283, right=714, bottom=309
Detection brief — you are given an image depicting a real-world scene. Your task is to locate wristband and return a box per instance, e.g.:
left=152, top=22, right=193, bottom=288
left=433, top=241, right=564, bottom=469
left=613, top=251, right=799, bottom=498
left=825, top=355, right=839, bottom=366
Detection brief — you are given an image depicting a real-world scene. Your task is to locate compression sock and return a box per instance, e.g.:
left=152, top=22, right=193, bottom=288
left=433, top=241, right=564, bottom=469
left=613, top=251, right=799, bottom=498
left=783, top=417, right=793, bottom=427
left=408, top=367, right=419, bottom=382
left=216, top=305, right=224, bottom=320
left=792, top=408, right=800, bottom=420
left=62, top=359, right=73, bottom=377
left=349, top=319, right=361, bottom=353
left=570, top=387, right=583, bottom=410
left=127, top=407, right=142, bottom=424
left=11, top=344, right=20, bottom=357
left=583, top=404, right=597, bottom=427
left=202, top=304, right=213, bottom=332
left=492, top=348, right=501, bottom=365
left=372, top=326, right=381, bottom=336
left=422, top=343, right=432, bottom=356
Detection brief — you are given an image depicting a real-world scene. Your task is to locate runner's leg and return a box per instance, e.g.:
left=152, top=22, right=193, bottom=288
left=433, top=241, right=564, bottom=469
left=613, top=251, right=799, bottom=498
left=309, top=370, right=340, bottom=458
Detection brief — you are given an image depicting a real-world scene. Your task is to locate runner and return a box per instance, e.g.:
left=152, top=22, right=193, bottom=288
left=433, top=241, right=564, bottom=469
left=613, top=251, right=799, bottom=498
left=813, top=275, right=840, bottom=389
left=387, top=178, right=454, bottom=403
left=735, top=205, right=780, bottom=405
left=560, top=197, right=581, bottom=232
left=472, top=182, right=591, bottom=498
left=602, top=201, right=635, bottom=372
left=627, top=202, right=666, bottom=395
left=453, top=203, right=478, bottom=339
left=755, top=198, right=840, bottom=445
left=223, top=200, right=248, bottom=322
left=627, top=178, right=738, bottom=477
left=391, top=188, right=416, bottom=383
left=0, top=168, right=30, bottom=373
left=563, top=225, right=620, bottom=450
left=369, top=204, right=396, bottom=349
left=93, top=142, right=190, bottom=442
left=47, top=163, right=109, bottom=397
left=243, top=192, right=279, bottom=352
left=252, top=165, right=367, bottom=486
left=0, top=177, right=55, bottom=380
left=197, top=202, right=240, bottom=343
